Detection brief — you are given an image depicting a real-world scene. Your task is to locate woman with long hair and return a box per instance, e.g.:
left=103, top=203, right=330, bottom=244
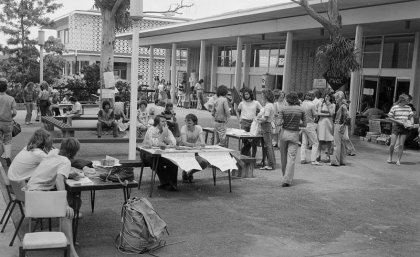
left=258, top=89, right=276, bottom=170
left=317, top=92, right=335, bottom=161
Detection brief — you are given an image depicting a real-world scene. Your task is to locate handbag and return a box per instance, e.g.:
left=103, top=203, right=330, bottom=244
left=12, top=120, right=21, bottom=137
left=71, top=159, right=93, bottom=169
left=115, top=197, right=167, bottom=254
left=99, top=166, right=135, bottom=183
left=249, top=119, right=260, bottom=136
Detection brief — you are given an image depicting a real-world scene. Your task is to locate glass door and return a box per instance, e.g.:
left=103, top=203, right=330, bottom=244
left=377, top=77, right=395, bottom=113
left=394, top=79, right=410, bottom=102
left=360, top=76, right=378, bottom=112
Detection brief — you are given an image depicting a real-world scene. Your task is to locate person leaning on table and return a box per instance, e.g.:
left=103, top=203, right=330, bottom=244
left=179, top=113, right=208, bottom=183
left=142, top=115, right=179, bottom=191
left=26, top=137, right=81, bottom=257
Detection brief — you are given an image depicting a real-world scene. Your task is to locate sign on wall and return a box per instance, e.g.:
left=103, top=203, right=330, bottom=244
left=313, top=79, right=327, bottom=89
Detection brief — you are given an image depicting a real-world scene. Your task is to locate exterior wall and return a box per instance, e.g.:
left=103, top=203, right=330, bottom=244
left=138, top=59, right=166, bottom=86
left=290, top=39, right=326, bottom=93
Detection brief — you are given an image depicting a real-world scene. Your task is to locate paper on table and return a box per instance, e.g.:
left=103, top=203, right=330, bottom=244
left=226, top=128, right=250, bottom=136
left=198, top=152, right=237, bottom=172
left=161, top=152, right=203, bottom=172
left=67, top=177, right=93, bottom=186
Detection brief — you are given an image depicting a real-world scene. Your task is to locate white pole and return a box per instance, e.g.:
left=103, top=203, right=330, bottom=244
left=40, top=46, right=44, bottom=82
left=128, top=20, right=141, bottom=160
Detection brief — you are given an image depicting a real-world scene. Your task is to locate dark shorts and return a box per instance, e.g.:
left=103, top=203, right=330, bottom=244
left=392, top=123, right=409, bottom=136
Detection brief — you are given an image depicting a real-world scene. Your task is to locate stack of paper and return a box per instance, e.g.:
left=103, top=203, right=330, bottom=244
left=67, top=177, right=93, bottom=186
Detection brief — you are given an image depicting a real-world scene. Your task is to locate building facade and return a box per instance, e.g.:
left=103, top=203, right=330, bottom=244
left=118, top=0, right=420, bottom=117
left=49, top=10, right=189, bottom=85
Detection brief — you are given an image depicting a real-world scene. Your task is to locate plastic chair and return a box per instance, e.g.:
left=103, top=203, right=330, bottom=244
left=19, top=190, right=69, bottom=257
left=0, top=165, right=25, bottom=246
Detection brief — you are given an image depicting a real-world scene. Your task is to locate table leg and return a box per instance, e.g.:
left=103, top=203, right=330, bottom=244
left=123, top=188, right=131, bottom=202
left=149, top=157, right=160, bottom=197
left=226, top=137, right=229, bottom=148
left=238, top=138, right=242, bottom=152
left=205, top=131, right=209, bottom=144
left=72, top=192, right=81, bottom=243
left=228, top=169, right=232, bottom=193
left=90, top=190, right=95, bottom=213
left=138, top=162, right=145, bottom=190
left=212, top=166, right=216, bottom=186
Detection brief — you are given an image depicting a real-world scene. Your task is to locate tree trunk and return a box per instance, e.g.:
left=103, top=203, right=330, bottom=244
left=100, top=8, right=116, bottom=87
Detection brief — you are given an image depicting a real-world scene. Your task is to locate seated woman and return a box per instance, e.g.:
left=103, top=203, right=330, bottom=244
left=97, top=100, right=118, bottom=138
left=64, top=97, right=82, bottom=126
left=143, top=115, right=178, bottom=191
left=26, top=138, right=81, bottom=257
left=114, top=96, right=129, bottom=132
left=8, top=128, right=52, bottom=182
left=137, top=100, right=149, bottom=138
left=161, top=102, right=180, bottom=138
left=180, top=114, right=207, bottom=183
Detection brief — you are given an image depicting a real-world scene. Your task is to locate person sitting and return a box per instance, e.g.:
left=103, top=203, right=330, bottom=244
left=8, top=128, right=52, bottom=182
left=362, top=103, right=385, bottom=120
left=26, top=138, right=81, bottom=257
left=114, top=95, right=128, bottom=121
left=179, top=114, right=207, bottom=183
left=137, top=100, right=149, bottom=138
left=147, top=99, right=166, bottom=120
left=51, top=91, right=61, bottom=116
left=162, top=102, right=180, bottom=138
left=97, top=100, right=118, bottom=138
left=142, top=115, right=178, bottom=191
left=64, top=97, right=82, bottom=126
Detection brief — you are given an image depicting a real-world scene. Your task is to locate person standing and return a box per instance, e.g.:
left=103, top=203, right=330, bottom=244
left=300, top=91, right=320, bottom=165
left=317, top=92, right=335, bottom=162
left=195, top=79, right=206, bottom=110
left=177, top=81, right=186, bottom=107
left=0, top=79, right=17, bottom=167
left=23, top=82, right=37, bottom=125
left=330, top=91, right=350, bottom=166
left=387, top=94, right=414, bottom=165
left=258, top=89, right=276, bottom=170
left=273, top=90, right=287, bottom=147
left=236, top=88, right=262, bottom=157
left=212, top=85, right=231, bottom=147
left=278, top=92, right=306, bottom=187
left=38, top=81, right=51, bottom=117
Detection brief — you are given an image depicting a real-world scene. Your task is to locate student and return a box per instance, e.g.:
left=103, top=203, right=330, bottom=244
left=143, top=115, right=178, bottom=191
left=97, top=100, right=118, bottom=138
left=64, top=97, right=82, bottom=125
left=330, top=91, right=350, bottom=166
left=23, top=82, right=37, bottom=125
left=300, top=91, right=320, bottom=165
left=236, top=88, right=262, bottom=157
left=177, top=81, right=186, bottom=107
left=26, top=138, right=81, bottom=257
left=38, top=81, right=51, bottom=117
left=137, top=100, right=149, bottom=138
left=180, top=114, right=207, bottom=182
left=161, top=102, right=180, bottom=137
left=8, top=129, right=52, bottom=182
left=195, top=79, right=206, bottom=110
left=258, top=89, right=276, bottom=170
left=0, top=78, right=17, bottom=167
left=212, top=85, right=231, bottom=147
left=278, top=92, right=306, bottom=187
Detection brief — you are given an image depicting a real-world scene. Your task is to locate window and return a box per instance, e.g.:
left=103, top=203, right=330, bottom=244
left=176, top=49, right=187, bottom=67
left=114, top=62, right=128, bottom=80
left=217, top=46, right=239, bottom=67
left=250, top=44, right=285, bottom=68
left=64, top=29, right=69, bottom=44
left=382, top=35, right=414, bottom=69
left=363, top=37, right=382, bottom=68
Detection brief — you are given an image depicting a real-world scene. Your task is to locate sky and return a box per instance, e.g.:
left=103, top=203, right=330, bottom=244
left=0, top=0, right=290, bottom=46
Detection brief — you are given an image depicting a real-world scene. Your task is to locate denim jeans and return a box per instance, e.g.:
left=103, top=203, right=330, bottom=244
left=25, top=102, right=34, bottom=123
left=240, top=119, right=258, bottom=157
left=300, top=123, right=319, bottom=162
left=260, top=122, right=275, bottom=167
left=214, top=121, right=227, bottom=147
left=279, top=129, right=299, bottom=184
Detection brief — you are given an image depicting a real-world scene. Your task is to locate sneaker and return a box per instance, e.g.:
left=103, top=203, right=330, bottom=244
left=281, top=183, right=290, bottom=187
left=300, top=160, right=308, bottom=164
left=311, top=161, right=321, bottom=165
left=260, top=166, right=273, bottom=170
left=396, top=160, right=401, bottom=166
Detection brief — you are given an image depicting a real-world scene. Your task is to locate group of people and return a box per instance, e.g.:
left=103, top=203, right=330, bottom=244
left=176, top=79, right=207, bottom=110
left=3, top=128, right=81, bottom=257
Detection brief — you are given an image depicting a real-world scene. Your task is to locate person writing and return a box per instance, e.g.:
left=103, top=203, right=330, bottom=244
left=26, top=138, right=81, bottom=257
left=143, top=115, right=178, bottom=191
left=180, top=114, right=207, bottom=183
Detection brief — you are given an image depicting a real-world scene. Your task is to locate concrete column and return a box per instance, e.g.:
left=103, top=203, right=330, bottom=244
left=243, top=44, right=251, bottom=88
left=210, top=45, right=217, bottom=92
left=170, top=43, right=177, bottom=103
left=349, top=25, right=364, bottom=134
left=148, top=45, right=154, bottom=87
left=234, top=36, right=243, bottom=90
left=199, top=40, right=206, bottom=82
left=282, top=31, right=293, bottom=93
left=410, top=32, right=420, bottom=109
left=164, top=49, right=171, bottom=82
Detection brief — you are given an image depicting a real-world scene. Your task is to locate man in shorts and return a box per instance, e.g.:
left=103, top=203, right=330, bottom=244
left=0, top=78, right=17, bottom=167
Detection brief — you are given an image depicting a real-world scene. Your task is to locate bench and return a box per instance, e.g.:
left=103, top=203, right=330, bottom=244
left=54, top=116, right=98, bottom=121
left=52, top=138, right=144, bottom=144
left=59, top=103, right=99, bottom=115
left=231, top=152, right=256, bottom=178
left=42, top=116, right=97, bottom=137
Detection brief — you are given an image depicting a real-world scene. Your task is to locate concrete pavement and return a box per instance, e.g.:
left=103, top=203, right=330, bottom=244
left=0, top=107, right=419, bottom=257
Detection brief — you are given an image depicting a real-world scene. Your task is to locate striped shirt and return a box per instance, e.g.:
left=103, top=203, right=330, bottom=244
left=388, top=105, right=413, bottom=122
left=279, top=105, right=306, bottom=131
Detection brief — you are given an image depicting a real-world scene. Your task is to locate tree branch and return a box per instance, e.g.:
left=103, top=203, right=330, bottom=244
left=144, top=0, right=193, bottom=15
left=111, top=0, right=125, bottom=17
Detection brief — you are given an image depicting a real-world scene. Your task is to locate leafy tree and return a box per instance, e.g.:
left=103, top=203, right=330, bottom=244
left=291, top=0, right=360, bottom=90
left=81, top=63, right=101, bottom=91
left=93, top=0, right=192, bottom=95
left=43, top=36, right=66, bottom=84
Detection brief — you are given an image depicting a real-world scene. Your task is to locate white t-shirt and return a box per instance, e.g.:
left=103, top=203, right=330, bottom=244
left=8, top=147, right=48, bottom=181
left=26, top=149, right=71, bottom=191
left=72, top=102, right=82, bottom=113
left=238, top=100, right=262, bottom=120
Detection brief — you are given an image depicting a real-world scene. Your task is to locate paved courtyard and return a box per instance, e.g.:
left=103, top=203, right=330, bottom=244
left=1, top=106, right=419, bottom=257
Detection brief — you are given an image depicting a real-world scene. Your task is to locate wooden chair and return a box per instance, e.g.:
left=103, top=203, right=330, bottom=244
left=0, top=165, right=25, bottom=246
left=19, top=191, right=69, bottom=257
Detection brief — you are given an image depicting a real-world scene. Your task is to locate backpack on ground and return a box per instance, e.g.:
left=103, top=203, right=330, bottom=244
left=115, top=197, right=168, bottom=254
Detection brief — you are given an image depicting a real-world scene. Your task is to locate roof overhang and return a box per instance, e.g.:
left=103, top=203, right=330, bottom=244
left=116, top=0, right=420, bottom=48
